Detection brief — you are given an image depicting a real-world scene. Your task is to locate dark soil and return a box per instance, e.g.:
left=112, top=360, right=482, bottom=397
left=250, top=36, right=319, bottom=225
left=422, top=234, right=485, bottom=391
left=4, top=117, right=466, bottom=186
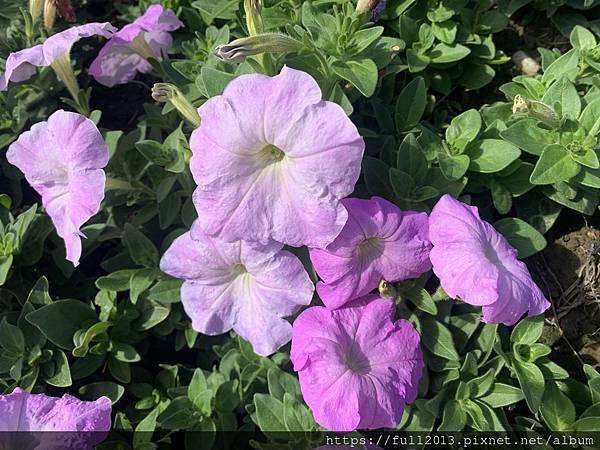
left=531, top=225, right=600, bottom=369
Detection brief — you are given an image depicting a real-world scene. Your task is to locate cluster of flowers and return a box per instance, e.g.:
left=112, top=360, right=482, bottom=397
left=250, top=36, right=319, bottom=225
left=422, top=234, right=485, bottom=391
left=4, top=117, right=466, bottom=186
left=0, top=3, right=550, bottom=436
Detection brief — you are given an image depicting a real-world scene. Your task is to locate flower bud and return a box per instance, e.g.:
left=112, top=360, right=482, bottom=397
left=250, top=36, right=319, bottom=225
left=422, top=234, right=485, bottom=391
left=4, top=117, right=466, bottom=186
left=30, top=0, right=44, bottom=21
left=378, top=279, right=397, bottom=299
left=44, top=0, right=57, bottom=31
left=214, top=33, right=304, bottom=64
left=152, top=83, right=201, bottom=128
left=512, top=95, right=561, bottom=128
left=244, top=0, right=263, bottom=36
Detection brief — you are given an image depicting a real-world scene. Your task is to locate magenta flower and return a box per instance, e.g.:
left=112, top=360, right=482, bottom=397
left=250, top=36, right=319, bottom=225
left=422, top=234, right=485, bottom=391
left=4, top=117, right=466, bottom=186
left=429, top=194, right=550, bottom=325
left=0, top=388, right=111, bottom=448
left=160, top=223, right=314, bottom=356
left=309, top=197, right=431, bottom=309
left=89, top=5, right=183, bottom=87
left=190, top=66, right=365, bottom=249
left=0, top=23, right=115, bottom=90
left=291, top=295, right=423, bottom=431
left=6, top=110, right=109, bottom=266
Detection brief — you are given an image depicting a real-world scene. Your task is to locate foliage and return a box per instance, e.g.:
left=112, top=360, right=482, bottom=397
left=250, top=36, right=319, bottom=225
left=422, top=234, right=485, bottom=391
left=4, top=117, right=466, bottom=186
left=1, top=0, right=600, bottom=446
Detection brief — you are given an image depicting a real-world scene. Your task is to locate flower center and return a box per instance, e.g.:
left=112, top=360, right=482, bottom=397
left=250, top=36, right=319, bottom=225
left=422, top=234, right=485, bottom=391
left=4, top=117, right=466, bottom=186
left=256, top=144, right=285, bottom=167
left=230, top=263, right=247, bottom=276
left=358, top=236, right=384, bottom=258
left=344, top=352, right=370, bottom=375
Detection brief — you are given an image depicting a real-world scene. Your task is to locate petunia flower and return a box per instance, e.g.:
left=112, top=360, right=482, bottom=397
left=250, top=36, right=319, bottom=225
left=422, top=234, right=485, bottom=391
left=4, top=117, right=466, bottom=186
left=160, top=222, right=314, bottom=356
left=291, top=295, right=423, bottom=431
left=89, top=5, right=183, bottom=87
left=6, top=110, right=109, bottom=266
left=0, top=388, right=111, bottom=449
left=189, top=66, right=365, bottom=249
left=0, top=22, right=116, bottom=96
left=309, top=197, right=432, bottom=309
left=429, top=194, right=550, bottom=325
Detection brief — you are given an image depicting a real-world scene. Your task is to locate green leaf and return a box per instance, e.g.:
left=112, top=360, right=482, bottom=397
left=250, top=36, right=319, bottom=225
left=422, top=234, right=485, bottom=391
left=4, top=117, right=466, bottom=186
left=123, top=224, right=159, bottom=268
left=494, top=218, right=547, bottom=258
left=397, top=134, right=428, bottom=183
left=446, top=109, right=481, bottom=153
left=395, top=77, right=427, bottom=131
left=542, top=49, right=579, bottom=85
left=72, top=321, right=111, bottom=357
left=541, top=382, right=576, bottom=431
left=27, top=276, right=52, bottom=305
left=79, top=381, right=124, bottom=404
left=0, top=318, right=24, bottom=354
left=513, top=359, right=545, bottom=413
left=199, top=67, right=236, bottom=97
left=26, top=300, right=97, bottom=350
left=45, top=350, right=72, bottom=387
left=134, top=407, right=159, bottom=446
left=389, top=168, right=414, bottom=198
left=579, top=98, right=600, bottom=135
left=420, top=315, right=459, bottom=360
left=331, top=58, right=378, bottom=97
left=530, top=144, right=580, bottom=185
left=584, top=364, right=600, bottom=403
left=267, top=368, right=301, bottom=401
left=571, top=147, right=599, bottom=169
left=438, top=399, right=466, bottom=431
left=490, top=180, right=512, bottom=214
left=407, top=288, right=437, bottom=315
left=480, top=383, right=525, bottom=407
left=510, top=315, right=544, bottom=345
left=108, top=355, right=131, bottom=384
left=570, top=25, right=596, bottom=50
left=363, top=157, right=394, bottom=198
left=467, top=139, right=521, bottom=173
left=541, top=77, right=581, bottom=119
left=191, top=0, right=238, bottom=24
left=253, top=393, right=288, bottom=432
left=113, top=343, right=141, bottom=363
left=429, top=43, right=470, bottom=63
left=438, top=152, right=470, bottom=181
left=130, top=269, right=155, bottom=304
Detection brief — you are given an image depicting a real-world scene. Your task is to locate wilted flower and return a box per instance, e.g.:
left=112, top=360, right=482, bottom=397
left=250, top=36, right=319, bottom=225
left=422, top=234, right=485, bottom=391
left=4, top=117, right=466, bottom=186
left=89, top=5, right=183, bottom=87
left=291, top=295, right=423, bottom=431
left=6, top=110, right=109, bottom=266
left=152, top=83, right=200, bottom=127
left=429, top=194, right=550, bottom=325
left=160, top=223, right=314, bottom=356
left=190, top=66, right=365, bottom=248
left=0, top=22, right=115, bottom=97
left=309, top=197, right=431, bottom=309
left=0, top=388, right=111, bottom=448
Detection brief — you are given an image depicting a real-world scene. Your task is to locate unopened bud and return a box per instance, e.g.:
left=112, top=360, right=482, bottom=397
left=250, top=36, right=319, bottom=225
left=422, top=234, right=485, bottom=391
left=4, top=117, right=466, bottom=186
left=44, top=0, right=57, bottom=31
left=378, top=280, right=397, bottom=299
left=244, top=0, right=263, bottom=36
left=214, top=33, right=304, bottom=64
left=356, top=0, right=385, bottom=19
left=152, top=83, right=200, bottom=128
left=30, top=0, right=44, bottom=21
left=512, top=95, right=561, bottom=128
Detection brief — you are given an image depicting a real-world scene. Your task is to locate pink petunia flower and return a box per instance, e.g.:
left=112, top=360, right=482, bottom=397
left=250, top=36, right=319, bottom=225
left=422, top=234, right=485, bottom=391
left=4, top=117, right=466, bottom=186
left=160, top=222, right=314, bottom=356
left=89, top=5, right=183, bottom=87
left=429, top=194, right=550, bottom=325
left=0, top=22, right=116, bottom=91
left=309, top=197, right=432, bottom=309
left=6, top=110, right=109, bottom=266
left=0, top=388, right=111, bottom=448
left=189, top=66, right=365, bottom=249
left=291, top=295, right=423, bottom=431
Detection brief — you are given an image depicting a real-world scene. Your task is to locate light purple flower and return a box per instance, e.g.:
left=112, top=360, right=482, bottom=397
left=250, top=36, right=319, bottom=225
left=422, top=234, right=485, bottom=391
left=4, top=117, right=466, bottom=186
left=0, top=388, right=111, bottom=448
left=0, top=23, right=116, bottom=90
left=89, top=5, right=183, bottom=87
left=291, top=295, right=423, bottom=431
left=160, top=222, right=314, bottom=356
left=309, top=197, right=431, bottom=309
left=429, top=194, right=550, bottom=325
left=6, top=110, right=109, bottom=266
left=189, top=66, right=365, bottom=249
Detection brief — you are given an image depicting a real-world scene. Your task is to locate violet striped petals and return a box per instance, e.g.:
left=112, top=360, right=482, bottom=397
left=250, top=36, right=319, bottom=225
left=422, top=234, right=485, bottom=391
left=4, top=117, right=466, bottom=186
left=89, top=5, right=183, bottom=87
left=189, top=66, right=365, bottom=249
left=6, top=110, right=109, bottom=266
left=0, top=388, right=111, bottom=448
left=160, top=223, right=314, bottom=356
left=429, top=194, right=550, bottom=325
left=291, top=295, right=423, bottom=431
left=310, top=197, right=432, bottom=309
left=0, top=22, right=116, bottom=91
